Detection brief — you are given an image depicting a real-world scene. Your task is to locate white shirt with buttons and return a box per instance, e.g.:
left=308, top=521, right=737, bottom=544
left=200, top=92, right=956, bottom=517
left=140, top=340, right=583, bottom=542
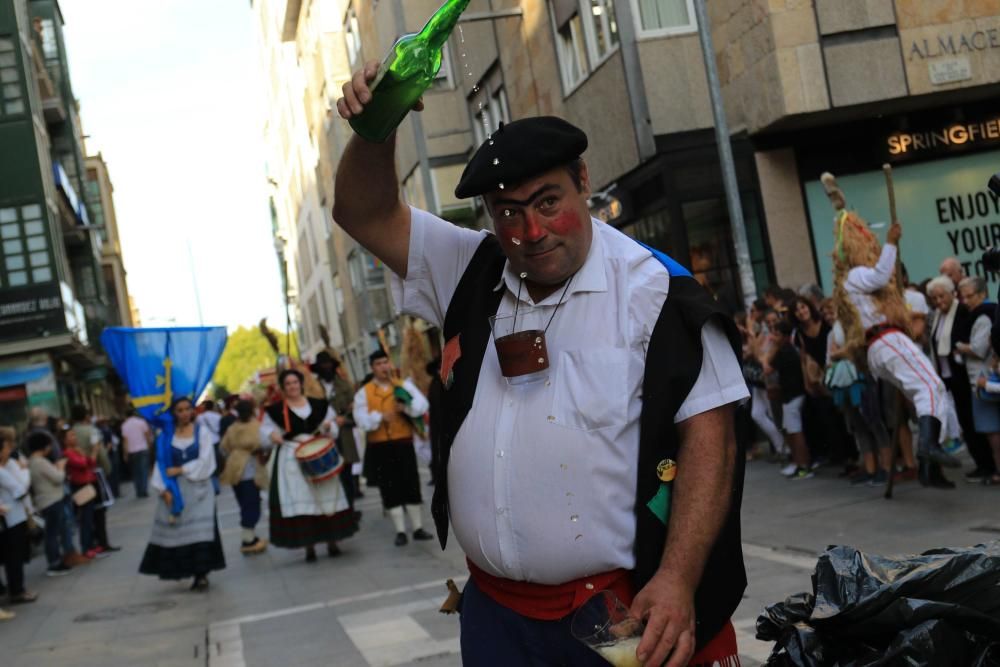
left=392, top=207, right=748, bottom=585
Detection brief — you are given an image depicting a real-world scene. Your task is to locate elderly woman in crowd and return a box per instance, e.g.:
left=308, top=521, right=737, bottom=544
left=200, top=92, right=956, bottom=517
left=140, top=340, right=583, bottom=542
left=928, top=276, right=995, bottom=483
left=955, top=276, right=1000, bottom=485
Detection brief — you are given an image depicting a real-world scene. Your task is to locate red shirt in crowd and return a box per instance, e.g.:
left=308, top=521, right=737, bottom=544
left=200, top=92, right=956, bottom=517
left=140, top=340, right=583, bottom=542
left=65, top=448, right=97, bottom=486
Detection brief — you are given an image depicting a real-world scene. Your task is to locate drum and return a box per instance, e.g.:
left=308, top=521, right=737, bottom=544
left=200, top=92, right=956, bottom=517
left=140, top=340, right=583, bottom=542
left=294, top=436, right=344, bottom=484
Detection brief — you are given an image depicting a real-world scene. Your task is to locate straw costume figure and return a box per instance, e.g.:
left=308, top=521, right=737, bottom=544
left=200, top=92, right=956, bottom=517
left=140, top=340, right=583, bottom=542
left=823, top=172, right=960, bottom=487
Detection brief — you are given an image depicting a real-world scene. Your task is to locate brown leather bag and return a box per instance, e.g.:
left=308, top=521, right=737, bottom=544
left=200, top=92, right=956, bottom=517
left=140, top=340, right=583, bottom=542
left=802, top=352, right=827, bottom=397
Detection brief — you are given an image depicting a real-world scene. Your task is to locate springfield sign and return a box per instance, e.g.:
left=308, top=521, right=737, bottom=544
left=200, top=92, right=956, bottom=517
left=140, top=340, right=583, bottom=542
left=887, top=117, right=1000, bottom=157
left=804, top=150, right=1000, bottom=294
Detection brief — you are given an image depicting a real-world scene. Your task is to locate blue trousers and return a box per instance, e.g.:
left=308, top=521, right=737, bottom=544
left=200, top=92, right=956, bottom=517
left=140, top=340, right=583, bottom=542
left=232, top=479, right=261, bottom=529
left=130, top=450, right=150, bottom=498
left=60, top=495, right=76, bottom=554
left=41, top=502, right=65, bottom=568
left=459, top=579, right=612, bottom=667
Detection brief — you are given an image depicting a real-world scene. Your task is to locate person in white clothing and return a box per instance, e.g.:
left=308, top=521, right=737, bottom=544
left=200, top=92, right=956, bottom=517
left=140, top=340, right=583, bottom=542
left=0, top=426, right=36, bottom=605
left=825, top=174, right=959, bottom=488
left=337, top=68, right=748, bottom=663
left=353, top=350, right=433, bottom=547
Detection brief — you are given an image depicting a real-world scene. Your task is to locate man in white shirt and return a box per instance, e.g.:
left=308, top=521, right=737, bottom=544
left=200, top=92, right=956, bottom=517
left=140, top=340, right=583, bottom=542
left=353, top=350, right=433, bottom=547
left=337, top=66, right=747, bottom=667
left=121, top=409, right=153, bottom=498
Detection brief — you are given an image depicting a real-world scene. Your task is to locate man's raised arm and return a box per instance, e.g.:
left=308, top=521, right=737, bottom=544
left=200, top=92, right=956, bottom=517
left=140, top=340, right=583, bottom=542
left=333, top=61, right=423, bottom=278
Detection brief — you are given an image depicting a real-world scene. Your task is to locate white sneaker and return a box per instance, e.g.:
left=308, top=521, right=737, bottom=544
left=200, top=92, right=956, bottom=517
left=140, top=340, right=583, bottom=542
left=781, top=463, right=798, bottom=477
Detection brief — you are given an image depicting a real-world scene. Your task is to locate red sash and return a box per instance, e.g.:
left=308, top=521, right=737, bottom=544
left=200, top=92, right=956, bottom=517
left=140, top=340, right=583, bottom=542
left=466, top=560, right=739, bottom=666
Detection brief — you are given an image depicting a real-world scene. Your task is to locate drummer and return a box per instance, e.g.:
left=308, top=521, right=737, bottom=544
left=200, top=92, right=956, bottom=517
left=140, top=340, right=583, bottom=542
left=260, top=369, right=359, bottom=562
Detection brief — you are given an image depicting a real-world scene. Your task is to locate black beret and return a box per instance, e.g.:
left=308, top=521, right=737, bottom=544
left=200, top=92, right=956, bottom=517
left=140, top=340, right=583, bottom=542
left=454, top=116, right=588, bottom=199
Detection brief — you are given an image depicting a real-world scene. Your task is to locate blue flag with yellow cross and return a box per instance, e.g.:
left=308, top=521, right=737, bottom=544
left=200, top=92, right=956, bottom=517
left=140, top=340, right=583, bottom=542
left=101, top=327, right=228, bottom=515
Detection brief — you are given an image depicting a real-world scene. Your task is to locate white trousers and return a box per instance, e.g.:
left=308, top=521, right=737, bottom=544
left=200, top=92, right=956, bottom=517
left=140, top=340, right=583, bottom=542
left=750, top=386, right=784, bottom=450
left=867, top=331, right=947, bottom=420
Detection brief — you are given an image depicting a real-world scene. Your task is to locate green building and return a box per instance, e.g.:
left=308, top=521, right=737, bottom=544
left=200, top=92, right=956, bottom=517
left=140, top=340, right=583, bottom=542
left=0, top=0, right=117, bottom=429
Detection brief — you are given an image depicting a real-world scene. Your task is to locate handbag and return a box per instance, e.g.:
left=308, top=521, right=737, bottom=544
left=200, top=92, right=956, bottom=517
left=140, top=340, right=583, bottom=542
left=742, top=359, right=765, bottom=386
left=977, top=372, right=1000, bottom=403
left=94, top=469, right=115, bottom=508
left=72, top=484, right=97, bottom=507
left=802, top=353, right=826, bottom=397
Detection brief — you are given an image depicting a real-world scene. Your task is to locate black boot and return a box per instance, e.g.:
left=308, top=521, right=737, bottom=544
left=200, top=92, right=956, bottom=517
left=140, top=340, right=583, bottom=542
left=927, top=461, right=956, bottom=489
left=916, top=416, right=961, bottom=468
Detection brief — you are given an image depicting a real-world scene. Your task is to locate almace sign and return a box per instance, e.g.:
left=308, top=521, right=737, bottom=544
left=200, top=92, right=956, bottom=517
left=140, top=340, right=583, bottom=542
left=908, top=30, right=1000, bottom=60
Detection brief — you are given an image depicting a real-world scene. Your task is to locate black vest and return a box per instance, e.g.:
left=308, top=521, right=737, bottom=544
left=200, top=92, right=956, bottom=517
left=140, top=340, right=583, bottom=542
left=265, top=398, right=330, bottom=439
left=431, top=235, right=747, bottom=649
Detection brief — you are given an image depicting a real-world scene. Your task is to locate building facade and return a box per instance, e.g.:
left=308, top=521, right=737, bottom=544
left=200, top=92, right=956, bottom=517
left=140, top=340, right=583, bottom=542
left=716, top=0, right=1000, bottom=292
left=84, top=153, right=134, bottom=330
left=254, top=0, right=419, bottom=381
left=0, top=0, right=130, bottom=427
left=259, top=0, right=1000, bottom=356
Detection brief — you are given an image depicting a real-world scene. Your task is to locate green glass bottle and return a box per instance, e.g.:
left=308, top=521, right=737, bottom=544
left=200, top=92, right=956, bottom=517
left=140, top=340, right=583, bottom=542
left=349, top=0, right=470, bottom=143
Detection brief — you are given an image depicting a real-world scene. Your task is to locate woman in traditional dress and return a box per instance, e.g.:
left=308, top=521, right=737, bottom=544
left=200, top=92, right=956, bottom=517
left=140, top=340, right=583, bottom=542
left=261, top=369, right=358, bottom=562
left=139, top=397, right=225, bottom=591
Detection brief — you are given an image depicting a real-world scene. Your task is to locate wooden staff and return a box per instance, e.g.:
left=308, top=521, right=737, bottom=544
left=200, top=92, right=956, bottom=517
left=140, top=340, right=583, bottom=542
left=882, top=163, right=906, bottom=500
left=883, top=164, right=905, bottom=291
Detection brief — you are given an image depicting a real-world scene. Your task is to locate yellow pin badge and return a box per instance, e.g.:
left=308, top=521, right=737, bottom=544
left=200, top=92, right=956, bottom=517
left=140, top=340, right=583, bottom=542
left=647, top=459, right=676, bottom=526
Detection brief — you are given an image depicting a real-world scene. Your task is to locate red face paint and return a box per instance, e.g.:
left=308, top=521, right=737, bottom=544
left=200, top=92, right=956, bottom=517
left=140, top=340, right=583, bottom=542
left=496, top=224, right=519, bottom=245
left=548, top=211, right=582, bottom=236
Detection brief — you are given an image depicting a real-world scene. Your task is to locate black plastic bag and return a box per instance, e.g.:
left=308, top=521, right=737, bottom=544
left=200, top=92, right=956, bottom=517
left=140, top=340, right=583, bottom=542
left=757, top=542, right=1000, bottom=666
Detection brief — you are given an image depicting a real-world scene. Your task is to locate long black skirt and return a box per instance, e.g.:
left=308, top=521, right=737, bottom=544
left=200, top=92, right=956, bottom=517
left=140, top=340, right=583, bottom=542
left=366, top=438, right=423, bottom=510
left=268, top=459, right=360, bottom=549
left=139, top=523, right=226, bottom=580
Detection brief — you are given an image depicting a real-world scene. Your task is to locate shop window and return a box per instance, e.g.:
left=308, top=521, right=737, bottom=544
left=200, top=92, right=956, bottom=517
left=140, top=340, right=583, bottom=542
left=681, top=194, right=768, bottom=313
left=0, top=36, right=24, bottom=117
left=633, top=0, right=696, bottom=37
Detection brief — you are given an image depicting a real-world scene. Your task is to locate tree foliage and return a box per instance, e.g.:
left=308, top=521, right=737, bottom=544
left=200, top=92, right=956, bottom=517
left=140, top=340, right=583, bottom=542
left=212, top=326, right=298, bottom=395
